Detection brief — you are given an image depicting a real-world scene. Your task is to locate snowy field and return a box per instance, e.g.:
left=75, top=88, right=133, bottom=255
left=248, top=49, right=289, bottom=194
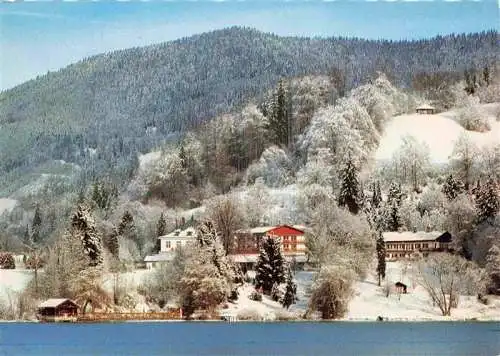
left=376, top=104, right=500, bottom=164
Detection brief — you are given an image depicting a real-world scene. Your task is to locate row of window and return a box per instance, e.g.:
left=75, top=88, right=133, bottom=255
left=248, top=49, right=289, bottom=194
left=386, top=243, right=431, bottom=250
left=164, top=241, right=183, bottom=249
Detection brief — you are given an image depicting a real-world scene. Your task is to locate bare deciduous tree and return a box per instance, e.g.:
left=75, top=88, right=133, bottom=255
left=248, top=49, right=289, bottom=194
left=416, top=253, right=484, bottom=316
left=206, top=195, right=244, bottom=254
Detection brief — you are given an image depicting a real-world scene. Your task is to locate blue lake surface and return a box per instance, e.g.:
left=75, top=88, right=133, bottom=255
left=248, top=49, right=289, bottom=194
left=1, top=322, right=499, bottom=356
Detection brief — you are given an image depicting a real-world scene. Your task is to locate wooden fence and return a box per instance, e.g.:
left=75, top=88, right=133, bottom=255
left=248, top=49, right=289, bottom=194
left=77, top=309, right=182, bottom=322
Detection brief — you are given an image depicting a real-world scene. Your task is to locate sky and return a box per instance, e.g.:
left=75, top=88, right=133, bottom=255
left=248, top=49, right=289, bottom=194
left=0, top=0, right=498, bottom=90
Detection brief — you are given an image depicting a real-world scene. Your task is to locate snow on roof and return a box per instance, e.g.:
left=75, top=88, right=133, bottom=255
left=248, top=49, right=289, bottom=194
left=416, top=104, right=435, bottom=110
left=383, top=231, right=442, bottom=242
left=237, top=225, right=308, bottom=235
left=229, top=254, right=307, bottom=263
left=144, top=253, right=175, bottom=263
left=38, top=298, right=75, bottom=308
left=160, top=227, right=197, bottom=239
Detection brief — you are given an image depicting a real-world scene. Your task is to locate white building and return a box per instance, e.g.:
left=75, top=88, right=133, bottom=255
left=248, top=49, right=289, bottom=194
left=143, top=227, right=197, bottom=269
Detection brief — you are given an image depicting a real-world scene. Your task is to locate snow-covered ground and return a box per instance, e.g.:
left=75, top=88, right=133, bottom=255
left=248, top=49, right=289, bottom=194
left=224, top=262, right=500, bottom=321
left=0, top=269, right=34, bottom=302
left=0, top=198, right=17, bottom=215
left=376, top=104, right=500, bottom=164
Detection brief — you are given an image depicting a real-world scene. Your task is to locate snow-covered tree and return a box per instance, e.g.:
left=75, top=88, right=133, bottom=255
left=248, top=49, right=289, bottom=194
left=244, top=178, right=271, bottom=227
left=443, top=193, right=476, bottom=258
left=442, top=174, right=464, bottom=201
left=307, top=201, right=374, bottom=277
left=418, top=183, right=447, bottom=215
left=338, top=157, right=361, bottom=215
left=308, top=265, right=355, bottom=319
left=475, top=178, right=500, bottom=223
left=391, top=135, right=430, bottom=191
left=456, top=96, right=490, bottom=132
left=254, top=236, right=285, bottom=294
left=376, top=233, right=386, bottom=286
left=485, top=244, right=500, bottom=294
left=479, top=144, right=500, bottom=182
left=246, top=146, right=293, bottom=187
left=281, top=267, right=298, bottom=309
left=179, top=248, right=231, bottom=317
left=71, top=204, right=103, bottom=267
left=450, top=133, right=478, bottom=191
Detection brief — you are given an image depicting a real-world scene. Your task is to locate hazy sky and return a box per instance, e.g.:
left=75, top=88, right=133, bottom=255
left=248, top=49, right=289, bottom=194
left=1, top=0, right=498, bottom=90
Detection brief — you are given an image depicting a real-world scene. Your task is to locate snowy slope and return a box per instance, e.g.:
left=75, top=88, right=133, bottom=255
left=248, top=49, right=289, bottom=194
left=376, top=104, right=500, bottom=164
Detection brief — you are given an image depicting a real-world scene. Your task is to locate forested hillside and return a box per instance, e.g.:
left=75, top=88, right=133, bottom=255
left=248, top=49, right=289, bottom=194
left=0, top=27, right=498, bottom=194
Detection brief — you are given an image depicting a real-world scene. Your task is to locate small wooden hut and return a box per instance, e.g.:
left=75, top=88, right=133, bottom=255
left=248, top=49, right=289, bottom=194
left=37, top=298, right=79, bottom=322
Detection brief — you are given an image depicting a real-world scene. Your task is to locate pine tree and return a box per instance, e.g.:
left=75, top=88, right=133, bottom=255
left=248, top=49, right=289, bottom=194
left=475, top=179, right=500, bottom=223
left=23, top=225, right=31, bottom=246
left=387, top=182, right=403, bottom=206
left=106, top=228, right=119, bottom=257
left=31, top=204, right=42, bottom=245
left=179, top=145, right=187, bottom=170
left=255, top=236, right=285, bottom=294
left=266, top=79, right=291, bottom=147
left=338, top=158, right=361, bottom=214
left=371, top=181, right=382, bottom=208
left=154, top=213, right=167, bottom=253
left=281, top=267, right=298, bottom=309
left=386, top=202, right=403, bottom=232
left=376, top=233, right=386, bottom=286
left=71, top=204, right=103, bottom=267
left=442, top=174, right=464, bottom=201
left=485, top=244, right=500, bottom=294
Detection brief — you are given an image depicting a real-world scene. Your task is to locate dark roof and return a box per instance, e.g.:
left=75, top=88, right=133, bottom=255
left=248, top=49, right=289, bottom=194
left=436, top=231, right=452, bottom=243
left=38, top=298, right=78, bottom=309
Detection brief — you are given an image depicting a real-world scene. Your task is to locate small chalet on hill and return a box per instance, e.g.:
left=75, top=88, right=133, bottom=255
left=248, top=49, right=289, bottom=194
left=230, top=224, right=308, bottom=271
left=37, top=298, right=79, bottom=322
left=383, top=231, right=452, bottom=261
left=415, top=104, right=435, bottom=115
left=144, top=227, right=197, bottom=269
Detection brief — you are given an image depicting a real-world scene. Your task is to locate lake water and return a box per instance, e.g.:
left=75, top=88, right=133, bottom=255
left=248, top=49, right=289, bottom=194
left=1, top=322, right=499, bottom=356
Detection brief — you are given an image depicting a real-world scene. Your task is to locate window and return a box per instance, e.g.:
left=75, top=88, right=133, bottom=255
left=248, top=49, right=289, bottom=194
left=186, top=231, right=193, bottom=236
left=283, top=236, right=289, bottom=241
left=291, top=236, right=297, bottom=242
left=283, top=244, right=289, bottom=250
left=291, top=245, right=297, bottom=251
left=165, top=241, right=171, bottom=249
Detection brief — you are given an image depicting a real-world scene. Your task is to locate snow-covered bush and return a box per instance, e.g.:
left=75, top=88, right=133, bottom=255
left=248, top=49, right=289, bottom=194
left=249, top=290, right=263, bottom=301
left=456, top=96, right=491, bottom=132
left=237, top=308, right=262, bottom=321
left=308, top=265, right=356, bottom=319
left=246, top=146, right=293, bottom=187
left=0, top=252, right=15, bottom=269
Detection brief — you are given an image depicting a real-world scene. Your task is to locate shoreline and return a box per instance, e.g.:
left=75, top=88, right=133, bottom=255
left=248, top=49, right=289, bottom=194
left=2, top=317, right=499, bottom=324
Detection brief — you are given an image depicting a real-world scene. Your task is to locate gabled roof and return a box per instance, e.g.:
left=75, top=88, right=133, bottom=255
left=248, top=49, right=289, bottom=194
left=144, top=252, right=175, bottom=263
left=383, top=231, right=443, bottom=242
left=416, top=104, right=435, bottom=110
left=236, top=224, right=308, bottom=235
left=160, top=227, right=197, bottom=239
left=38, top=298, right=77, bottom=308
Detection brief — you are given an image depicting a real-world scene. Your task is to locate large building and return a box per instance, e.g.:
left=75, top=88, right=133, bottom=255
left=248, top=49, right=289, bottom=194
left=230, top=224, right=308, bottom=271
left=144, top=227, right=197, bottom=269
left=383, top=231, right=452, bottom=261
